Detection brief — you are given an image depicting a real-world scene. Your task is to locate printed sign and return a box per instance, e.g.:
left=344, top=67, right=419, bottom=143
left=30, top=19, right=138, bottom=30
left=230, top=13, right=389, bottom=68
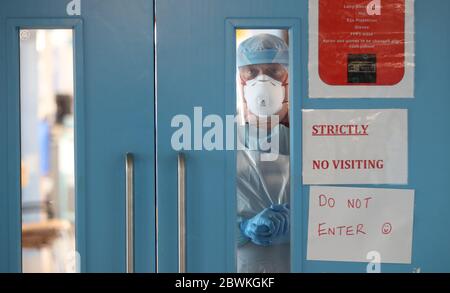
left=309, top=0, right=415, bottom=98
left=307, top=186, right=415, bottom=263
left=302, top=109, right=408, bottom=185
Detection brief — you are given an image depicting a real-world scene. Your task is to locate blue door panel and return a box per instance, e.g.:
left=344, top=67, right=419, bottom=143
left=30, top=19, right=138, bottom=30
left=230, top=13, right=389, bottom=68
left=0, top=0, right=155, bottom=272
left=156, top=0, right=308, bottom=273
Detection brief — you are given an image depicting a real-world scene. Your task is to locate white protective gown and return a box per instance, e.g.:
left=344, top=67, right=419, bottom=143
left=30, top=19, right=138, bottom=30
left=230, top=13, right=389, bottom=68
left=236, top=123, right=290, bottom=273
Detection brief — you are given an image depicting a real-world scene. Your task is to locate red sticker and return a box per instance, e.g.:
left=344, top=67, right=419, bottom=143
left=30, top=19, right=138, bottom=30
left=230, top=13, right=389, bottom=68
left=319, top=0, right=405, bottom=86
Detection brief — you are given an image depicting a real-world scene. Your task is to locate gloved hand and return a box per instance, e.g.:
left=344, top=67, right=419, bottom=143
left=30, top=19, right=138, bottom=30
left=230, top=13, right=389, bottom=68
left=270, top=203, right=290, bottom=245
left=240, top=203, right=290, bottom=246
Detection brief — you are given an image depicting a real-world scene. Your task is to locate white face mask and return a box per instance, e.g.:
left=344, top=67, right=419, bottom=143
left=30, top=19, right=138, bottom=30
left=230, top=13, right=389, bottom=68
left=243, top=74, right=285, bottom=117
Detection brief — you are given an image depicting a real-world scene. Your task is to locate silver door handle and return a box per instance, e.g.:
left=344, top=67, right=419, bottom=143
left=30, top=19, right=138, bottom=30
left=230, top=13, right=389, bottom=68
left=178, top=153, right=186, bottom=273
left=125, top=153, right=134, bottom=273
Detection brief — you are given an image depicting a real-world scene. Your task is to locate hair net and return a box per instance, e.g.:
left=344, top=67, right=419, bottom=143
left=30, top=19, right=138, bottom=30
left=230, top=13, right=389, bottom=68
left=237, top=33, right=289, bottom=68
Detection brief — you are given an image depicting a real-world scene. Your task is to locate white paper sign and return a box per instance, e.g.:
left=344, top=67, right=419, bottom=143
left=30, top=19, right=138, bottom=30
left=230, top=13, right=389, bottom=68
left=302, top=109, right=408, bottom=185
left=307, top=186, right=415, bottom=264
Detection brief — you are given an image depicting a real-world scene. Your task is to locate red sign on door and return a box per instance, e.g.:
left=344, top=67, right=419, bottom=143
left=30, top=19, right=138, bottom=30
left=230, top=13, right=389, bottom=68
left=318, top=0, right=406, bottom=86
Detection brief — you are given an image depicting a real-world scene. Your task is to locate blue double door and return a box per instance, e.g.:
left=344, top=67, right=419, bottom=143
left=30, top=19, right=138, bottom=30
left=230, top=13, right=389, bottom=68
left=1, top=0, right=450, bottom=273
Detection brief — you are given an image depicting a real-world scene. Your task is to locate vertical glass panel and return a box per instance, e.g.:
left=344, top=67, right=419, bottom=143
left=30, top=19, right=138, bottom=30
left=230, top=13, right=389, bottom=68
left=236, top=29, right=291, bottom=273
left=20, top=29, right=76, bottom=273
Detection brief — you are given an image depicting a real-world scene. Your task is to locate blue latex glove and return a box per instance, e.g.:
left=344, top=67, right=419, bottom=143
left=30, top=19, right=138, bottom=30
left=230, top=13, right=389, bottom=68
left=240, top=204, right=290, bottom=246
left=270, top=203, right=290, bottom=239
left=271, top=204, right=290, bottom=245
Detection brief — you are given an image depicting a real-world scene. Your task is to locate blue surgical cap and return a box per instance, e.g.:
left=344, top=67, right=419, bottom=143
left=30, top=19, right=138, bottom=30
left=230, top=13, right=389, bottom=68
left=237, top=33, right=289, bottom=68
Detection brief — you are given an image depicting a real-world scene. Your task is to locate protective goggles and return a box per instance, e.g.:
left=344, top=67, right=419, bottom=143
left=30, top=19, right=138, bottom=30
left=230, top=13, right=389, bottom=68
left=239, top=63, right=288, bottom=85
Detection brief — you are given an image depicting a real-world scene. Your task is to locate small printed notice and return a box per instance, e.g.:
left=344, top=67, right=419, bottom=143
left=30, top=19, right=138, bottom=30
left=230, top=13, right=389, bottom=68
left=307, top=186, right=414, bottom=264
left=302, top=109, right=408, bottom=185
left=309, top=0, right=415, bottom=98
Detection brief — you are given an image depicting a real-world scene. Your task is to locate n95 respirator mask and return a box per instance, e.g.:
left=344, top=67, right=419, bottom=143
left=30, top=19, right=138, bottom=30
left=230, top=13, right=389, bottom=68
left=243, top=74, right=286, bottom=117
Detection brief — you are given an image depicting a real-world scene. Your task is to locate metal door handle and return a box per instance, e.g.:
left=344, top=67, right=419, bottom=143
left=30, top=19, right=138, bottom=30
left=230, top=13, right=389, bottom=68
left=178, top=153, right=186, bottom=273
left=126, top=153, right=134, bottom=273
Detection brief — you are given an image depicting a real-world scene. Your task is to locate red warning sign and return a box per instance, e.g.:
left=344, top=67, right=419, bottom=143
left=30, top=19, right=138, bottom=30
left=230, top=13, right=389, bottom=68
left=318, top=0, right=406, bottom=86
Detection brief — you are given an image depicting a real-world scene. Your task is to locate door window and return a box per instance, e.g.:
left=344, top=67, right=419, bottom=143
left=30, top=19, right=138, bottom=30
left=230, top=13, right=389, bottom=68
left=236, top=29, right=291, bottom=273
left=19, top=29, right=77, bottom=273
